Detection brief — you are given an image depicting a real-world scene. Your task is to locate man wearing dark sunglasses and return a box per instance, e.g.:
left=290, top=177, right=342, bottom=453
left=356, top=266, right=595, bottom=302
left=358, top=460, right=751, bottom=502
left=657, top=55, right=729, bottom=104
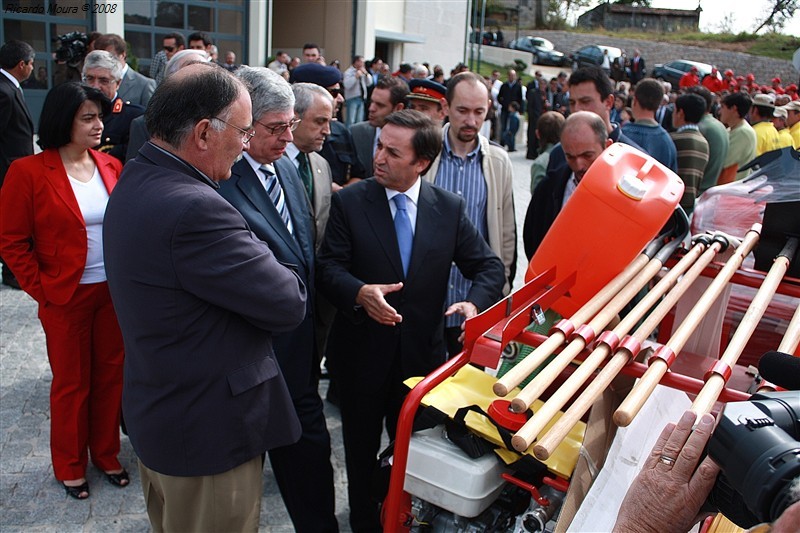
left=150, top=33, right=185, bottom=86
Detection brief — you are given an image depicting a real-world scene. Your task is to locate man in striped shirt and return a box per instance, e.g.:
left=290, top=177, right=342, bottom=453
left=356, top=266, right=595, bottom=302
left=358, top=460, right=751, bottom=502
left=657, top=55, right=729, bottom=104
left=422, top=72, right=516, bottom=356
left=670, top=93, right=709, bottom=217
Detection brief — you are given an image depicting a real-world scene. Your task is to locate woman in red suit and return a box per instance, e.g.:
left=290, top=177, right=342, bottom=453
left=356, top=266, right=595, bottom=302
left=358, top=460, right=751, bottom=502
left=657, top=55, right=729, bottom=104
left=0, top=82, right=128, bottom=499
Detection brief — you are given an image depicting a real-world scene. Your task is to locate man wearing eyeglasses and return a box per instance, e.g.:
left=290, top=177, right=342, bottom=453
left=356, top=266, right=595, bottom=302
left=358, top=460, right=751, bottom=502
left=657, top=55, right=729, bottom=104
left=217, top=66, right=339, bottom=533
left=104, top=63, right=307, bottom=533
left=82, top=50, right=144, bottom=163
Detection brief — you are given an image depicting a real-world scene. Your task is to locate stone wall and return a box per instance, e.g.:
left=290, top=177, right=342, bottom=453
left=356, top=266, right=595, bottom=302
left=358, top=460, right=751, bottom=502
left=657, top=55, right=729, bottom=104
left=528, top=30, right=799, bottom=86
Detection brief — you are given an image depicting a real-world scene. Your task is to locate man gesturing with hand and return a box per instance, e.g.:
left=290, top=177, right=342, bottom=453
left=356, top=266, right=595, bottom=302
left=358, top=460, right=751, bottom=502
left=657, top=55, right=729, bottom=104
left=317, top=110, right=504, bottom=532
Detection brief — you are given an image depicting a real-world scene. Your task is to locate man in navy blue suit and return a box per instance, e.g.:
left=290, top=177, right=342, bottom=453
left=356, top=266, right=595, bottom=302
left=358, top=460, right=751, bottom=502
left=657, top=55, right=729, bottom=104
left=104, top=64, right=306, bottom=532
left=217, top=66, right=338, bottom=532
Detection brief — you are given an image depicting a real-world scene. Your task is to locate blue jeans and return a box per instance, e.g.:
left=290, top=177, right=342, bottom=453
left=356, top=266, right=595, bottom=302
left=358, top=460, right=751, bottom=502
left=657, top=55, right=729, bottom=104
left=345, top=97, right=364, bottom=128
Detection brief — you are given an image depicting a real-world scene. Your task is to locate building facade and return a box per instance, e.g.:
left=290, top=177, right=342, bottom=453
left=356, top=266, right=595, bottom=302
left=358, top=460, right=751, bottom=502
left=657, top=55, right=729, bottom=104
left=577, top=4, right=701, bottom=32
left=2, top=0, right=471, bottom=124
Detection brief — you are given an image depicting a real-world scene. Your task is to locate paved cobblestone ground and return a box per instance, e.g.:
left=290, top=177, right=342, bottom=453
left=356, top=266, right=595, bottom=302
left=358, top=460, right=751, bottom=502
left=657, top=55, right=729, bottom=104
left=0, top=145, right=534, bottom=532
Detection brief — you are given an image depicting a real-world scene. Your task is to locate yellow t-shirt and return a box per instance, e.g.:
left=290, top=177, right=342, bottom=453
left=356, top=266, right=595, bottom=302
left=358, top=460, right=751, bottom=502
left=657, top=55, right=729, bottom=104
left=752, top=121, right=780, bottom=156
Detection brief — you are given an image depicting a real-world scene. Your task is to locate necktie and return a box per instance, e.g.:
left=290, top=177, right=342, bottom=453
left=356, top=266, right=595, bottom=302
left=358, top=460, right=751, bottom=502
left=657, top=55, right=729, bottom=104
left=296, top=153, right=313, bottom=199
left=261, top=166, right=293, bottom=235
left=393, top=194, right=413, bottom=276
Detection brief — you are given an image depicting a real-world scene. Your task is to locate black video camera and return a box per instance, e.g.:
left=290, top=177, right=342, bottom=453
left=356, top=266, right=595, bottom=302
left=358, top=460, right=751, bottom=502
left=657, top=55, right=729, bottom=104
left=705, top=391, right=800, bottom=528
left=53, top=32, right=88, bottom=68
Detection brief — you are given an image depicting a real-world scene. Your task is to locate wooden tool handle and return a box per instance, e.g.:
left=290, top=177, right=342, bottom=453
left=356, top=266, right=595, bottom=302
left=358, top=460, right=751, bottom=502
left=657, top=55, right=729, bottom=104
left=512, top=344, right=611, bottom=452
left=534, top=352, right=630, bottom=460
left=691, top=254, right=791, bottom=416
left=777, top=299, right=800, bottom=355
left=494, top=254, right=652, bottom=397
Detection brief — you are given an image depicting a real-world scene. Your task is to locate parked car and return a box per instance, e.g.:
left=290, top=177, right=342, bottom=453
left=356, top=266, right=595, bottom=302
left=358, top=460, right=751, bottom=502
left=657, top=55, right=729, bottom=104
left=651, top=59, right=721, bottom=90
left=570, top=44, right=622, bottom=70
left=470, top=29, right=505, bottom=47
left=508, top=36, right=568, bottom=66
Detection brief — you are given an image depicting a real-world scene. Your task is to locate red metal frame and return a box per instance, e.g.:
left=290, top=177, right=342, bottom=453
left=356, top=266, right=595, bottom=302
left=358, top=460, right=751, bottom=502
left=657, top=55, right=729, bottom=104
left=381, top=263, right=798, bottom=532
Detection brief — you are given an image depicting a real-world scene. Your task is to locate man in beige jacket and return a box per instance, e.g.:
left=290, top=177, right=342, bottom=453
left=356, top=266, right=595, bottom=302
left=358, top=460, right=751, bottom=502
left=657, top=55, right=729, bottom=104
left=422, top=71, right=516, bottom=356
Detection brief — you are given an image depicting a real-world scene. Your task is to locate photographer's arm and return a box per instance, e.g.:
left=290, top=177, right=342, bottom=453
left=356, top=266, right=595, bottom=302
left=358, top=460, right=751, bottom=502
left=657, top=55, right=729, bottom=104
left=614, top=411, right=720, bottom=533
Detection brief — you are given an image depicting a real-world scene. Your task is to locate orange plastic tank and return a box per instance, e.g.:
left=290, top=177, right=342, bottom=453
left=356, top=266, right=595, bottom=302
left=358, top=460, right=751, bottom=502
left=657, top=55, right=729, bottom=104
left=526, top=143, right=684, bottom=317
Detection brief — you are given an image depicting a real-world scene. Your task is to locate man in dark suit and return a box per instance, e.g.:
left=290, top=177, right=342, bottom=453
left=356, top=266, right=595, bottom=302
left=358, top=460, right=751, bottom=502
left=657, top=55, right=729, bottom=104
left=526, top=75, right=544, bottom=159
left=0, top=39, right=35, bottom=289
left=93, top=33, right=156, bottom=107
left=217, top=66, right=338, bottom=533
left=497, top=69, right=523, bottom=142
left=350, top=76, right=408, bottom=178
left=317, top=110, right=505, bottom=532
left=103, top=64, right=307, bottom=532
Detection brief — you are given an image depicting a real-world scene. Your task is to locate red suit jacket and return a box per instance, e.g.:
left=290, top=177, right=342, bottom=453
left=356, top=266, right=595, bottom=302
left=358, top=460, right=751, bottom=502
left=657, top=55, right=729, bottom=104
left=0, top=148, right=122, bottom=305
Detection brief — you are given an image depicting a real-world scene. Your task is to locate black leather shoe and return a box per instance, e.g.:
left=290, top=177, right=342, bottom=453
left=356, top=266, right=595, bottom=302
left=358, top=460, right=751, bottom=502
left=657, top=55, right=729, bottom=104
left=2, top=276, right=21, bottom=290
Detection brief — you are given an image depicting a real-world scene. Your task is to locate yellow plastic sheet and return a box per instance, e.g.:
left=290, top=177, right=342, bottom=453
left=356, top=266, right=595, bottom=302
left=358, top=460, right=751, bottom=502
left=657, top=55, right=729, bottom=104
left=405, top=364, right=586, bottom=479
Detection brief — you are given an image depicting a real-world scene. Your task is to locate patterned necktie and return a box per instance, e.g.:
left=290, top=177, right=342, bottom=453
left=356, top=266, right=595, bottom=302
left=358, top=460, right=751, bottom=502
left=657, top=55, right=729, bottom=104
left=393, top=194, right=413, bottom=276
left=295, top=152, right=313, bottom=199
left=261, top=165, right=293, bottom=235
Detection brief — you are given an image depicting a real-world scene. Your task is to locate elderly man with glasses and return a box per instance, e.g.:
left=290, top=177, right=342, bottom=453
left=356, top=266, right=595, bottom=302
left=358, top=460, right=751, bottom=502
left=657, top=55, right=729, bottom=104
left=82, top=50, right=144, bottom=163
left=217, top=66, right=340, bottom=533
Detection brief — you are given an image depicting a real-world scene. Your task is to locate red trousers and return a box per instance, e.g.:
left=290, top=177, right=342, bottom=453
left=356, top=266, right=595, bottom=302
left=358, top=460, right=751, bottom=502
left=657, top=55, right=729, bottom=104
left=37, top=282, right=124, bottom=481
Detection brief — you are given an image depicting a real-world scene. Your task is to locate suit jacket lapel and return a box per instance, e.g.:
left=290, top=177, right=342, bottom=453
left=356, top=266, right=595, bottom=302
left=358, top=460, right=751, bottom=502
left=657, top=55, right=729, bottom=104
left=364, top=179, right=404, bottom=279
left=91, top=150, right=118, bottom=193
left=235, top=163, right=305, bottom=265
left=41, top=149, right=83, bottom=224
left=274, top=160, right=314, bottom=269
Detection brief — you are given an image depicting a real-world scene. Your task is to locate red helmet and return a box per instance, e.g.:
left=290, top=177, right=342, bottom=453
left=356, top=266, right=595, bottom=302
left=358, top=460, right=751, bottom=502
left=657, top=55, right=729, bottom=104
left=724, top=69, right=734, bottom=77
left=772, top=77, right=781, bottom=84
left=746, top=73, right=755, bottom=81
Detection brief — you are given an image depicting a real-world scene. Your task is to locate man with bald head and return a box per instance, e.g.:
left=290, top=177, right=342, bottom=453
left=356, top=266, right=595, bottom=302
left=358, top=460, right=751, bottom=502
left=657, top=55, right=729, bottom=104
left=104, top=64, right=307, bottom=532
left=522, top=111, right=612, bottom=258
left=125, top=49, right=211, bottom=161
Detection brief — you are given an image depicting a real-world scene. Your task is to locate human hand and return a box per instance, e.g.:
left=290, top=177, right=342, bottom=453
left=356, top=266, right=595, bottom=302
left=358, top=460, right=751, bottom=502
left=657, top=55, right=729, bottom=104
left=445, top=301, right=478, bottom=343
left=614, top=410, right=721, bottom=533
left=356, top=283, right=403, bottom=326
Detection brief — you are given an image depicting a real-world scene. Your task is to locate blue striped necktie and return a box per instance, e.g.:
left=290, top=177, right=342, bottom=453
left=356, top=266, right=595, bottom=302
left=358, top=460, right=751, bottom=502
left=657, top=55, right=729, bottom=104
left=261, top=165, right=293, bottom=235
left=393, top=194, right=413, bottom=276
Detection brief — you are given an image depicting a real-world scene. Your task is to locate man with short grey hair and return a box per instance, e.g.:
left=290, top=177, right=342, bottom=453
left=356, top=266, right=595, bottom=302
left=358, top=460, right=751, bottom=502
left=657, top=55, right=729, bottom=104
left=104, top=64, right=307, bottom=533
left=287, top=82, right=334, bottom=243
left=217, top=67, right=339, bottom=533
left=82, top=50, right=143, bottom=162
left=93, top=33, right=155, bottom=106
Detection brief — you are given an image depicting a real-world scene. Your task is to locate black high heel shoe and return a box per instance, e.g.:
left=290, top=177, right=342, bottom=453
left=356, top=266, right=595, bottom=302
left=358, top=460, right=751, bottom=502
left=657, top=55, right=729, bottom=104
left=104, top=469, right=129, bottom=487
left=63, top=481, right=90, bottom=499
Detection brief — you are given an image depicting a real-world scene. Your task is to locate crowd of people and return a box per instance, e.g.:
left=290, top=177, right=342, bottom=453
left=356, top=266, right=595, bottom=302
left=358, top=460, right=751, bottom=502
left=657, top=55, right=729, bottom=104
left=1, top=30, right=798, bottom=533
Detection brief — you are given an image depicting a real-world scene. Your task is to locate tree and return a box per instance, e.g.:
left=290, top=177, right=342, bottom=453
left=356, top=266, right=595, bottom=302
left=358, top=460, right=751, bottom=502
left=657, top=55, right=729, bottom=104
left=753, top=0, right=798, bottom=33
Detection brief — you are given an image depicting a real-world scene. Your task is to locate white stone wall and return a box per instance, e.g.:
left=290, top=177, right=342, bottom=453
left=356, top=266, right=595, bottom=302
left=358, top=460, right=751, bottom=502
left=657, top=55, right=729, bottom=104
left=400, top=0, right=470, bottom=72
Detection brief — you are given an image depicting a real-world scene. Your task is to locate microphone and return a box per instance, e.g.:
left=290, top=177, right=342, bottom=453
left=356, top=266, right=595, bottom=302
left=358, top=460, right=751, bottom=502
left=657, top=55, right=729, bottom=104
left=758, top=351, right=800, bottom=390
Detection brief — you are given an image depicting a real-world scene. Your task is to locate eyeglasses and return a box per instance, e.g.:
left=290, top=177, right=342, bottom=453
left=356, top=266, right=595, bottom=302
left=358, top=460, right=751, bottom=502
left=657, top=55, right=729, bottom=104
left=212, top=116, right=256, bottom=144
left=254, top=117, right=301, bottom=136
left=163, top=45, right=175, bottom=52
left=82, top=74, right=116, bottom=86
left=327, top=88, right=342, bottom=98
